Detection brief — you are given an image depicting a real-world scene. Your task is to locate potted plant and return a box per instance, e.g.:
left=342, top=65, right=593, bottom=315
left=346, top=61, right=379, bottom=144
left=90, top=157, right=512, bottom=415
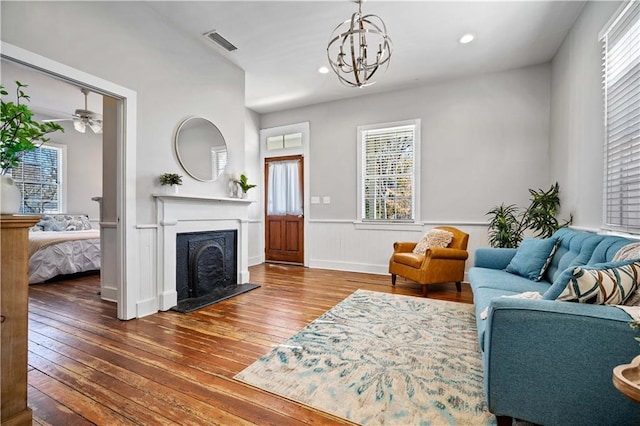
left=159, top=173, right=183, bottom=194
left=235, top=173, right=256, bottom=198
left=1, top=81, right=64, bottom=213
left=486, top=182, right=572, bottom=248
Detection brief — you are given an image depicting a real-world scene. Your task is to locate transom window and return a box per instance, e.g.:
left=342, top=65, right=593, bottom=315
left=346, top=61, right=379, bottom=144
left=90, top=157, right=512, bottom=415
left=11, top=145, right=64, bottom=214
left=357, top=119, right=421, bottom=222
left=266, top=132, right=303, bottom=150
left=601, top=1, right=640, bottom=233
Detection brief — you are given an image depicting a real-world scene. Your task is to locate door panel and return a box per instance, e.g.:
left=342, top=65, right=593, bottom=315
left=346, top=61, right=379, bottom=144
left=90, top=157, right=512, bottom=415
left=265, top=155, right=304, bottom=264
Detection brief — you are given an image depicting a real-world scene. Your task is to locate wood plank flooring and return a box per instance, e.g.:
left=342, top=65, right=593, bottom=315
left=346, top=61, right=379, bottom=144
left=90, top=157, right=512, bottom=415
left=27, top=264, right=473, bottom=425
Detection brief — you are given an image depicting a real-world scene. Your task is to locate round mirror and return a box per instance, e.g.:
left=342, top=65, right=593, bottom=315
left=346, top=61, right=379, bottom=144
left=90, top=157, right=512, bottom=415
left=175, top=117, right=228, bottom=182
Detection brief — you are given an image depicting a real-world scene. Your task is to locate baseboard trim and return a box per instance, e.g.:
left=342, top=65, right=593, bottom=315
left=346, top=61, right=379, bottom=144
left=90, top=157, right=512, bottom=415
left=136, top=297, right=158, bottom=318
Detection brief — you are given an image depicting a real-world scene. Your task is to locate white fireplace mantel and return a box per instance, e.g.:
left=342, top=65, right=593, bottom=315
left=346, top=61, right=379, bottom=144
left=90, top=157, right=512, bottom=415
left=153, top=193, right=253, bottom=311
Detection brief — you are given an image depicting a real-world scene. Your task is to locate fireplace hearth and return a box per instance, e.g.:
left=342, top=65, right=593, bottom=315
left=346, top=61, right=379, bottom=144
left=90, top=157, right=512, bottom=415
left=173, top=230, right=259, bottom=313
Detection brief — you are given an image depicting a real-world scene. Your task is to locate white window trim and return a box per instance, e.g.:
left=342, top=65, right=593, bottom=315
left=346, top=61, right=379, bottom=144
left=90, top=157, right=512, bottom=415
left=356, top=118, right=421, bottom=226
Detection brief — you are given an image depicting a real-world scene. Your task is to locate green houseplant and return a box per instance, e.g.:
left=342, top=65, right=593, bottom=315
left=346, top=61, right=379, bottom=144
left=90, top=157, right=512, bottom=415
left=486, top=182, right=572, bottom=248
left=1, top=81, right=64, bottom=213
left=235, top=173, right=256, bottom=196
left=1, top=81, right=64, bottom=174
left=159, top=173, right=183, bottom=195
left=159, top=173, right=183, bottom=186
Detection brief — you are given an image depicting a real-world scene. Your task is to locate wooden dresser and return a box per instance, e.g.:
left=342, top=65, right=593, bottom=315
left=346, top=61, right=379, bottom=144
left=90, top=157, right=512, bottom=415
left=1, top=214, right=39, bottom=425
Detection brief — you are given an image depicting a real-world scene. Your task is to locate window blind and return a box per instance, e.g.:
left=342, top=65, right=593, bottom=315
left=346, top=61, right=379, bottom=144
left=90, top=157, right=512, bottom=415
left=361, top=125, right=415, bottom=221
left=602, top=1, right=640, bottom=232
left=11, top=146, right=61, bottom=214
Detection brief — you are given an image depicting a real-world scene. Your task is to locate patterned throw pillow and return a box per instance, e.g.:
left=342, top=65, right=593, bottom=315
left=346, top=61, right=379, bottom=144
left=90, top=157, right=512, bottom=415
left=412, top=229, right=454, bottom=255
left=556, top=261, right=640, bottom=305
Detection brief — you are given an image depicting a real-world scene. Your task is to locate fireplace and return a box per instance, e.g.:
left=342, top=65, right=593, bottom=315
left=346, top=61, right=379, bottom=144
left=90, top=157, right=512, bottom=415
left=173, top=230, right=259, bottom=313
left=153, top=193, right=255, bottom=313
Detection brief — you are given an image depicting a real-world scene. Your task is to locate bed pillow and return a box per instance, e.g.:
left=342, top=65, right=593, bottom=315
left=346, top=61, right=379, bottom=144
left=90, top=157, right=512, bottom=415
left=36, top=214, right=92, bottom=231
left=505, top=237, right=558, bottom=281
left=544, top=260, right=640, bottom=304
left=65, top=215, right=92, bottom=231
left=37, top=216, right=68, bottom=232
left=413, top=229, right=454, bottom=255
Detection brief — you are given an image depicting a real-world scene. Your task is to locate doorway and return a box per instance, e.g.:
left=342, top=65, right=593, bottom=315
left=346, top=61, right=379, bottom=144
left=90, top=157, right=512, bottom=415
left=264, top=155, right=304, bottom=264
left=1, top=41, right=138, bottom=320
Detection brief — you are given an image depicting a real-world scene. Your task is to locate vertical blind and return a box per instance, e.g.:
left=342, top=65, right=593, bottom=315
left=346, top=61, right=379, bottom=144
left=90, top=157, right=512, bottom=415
left=602, top=1, right=640, bottom=233
left=11, top=146, right=61, bottom=214
left=361, top=124, right=415, bottom=221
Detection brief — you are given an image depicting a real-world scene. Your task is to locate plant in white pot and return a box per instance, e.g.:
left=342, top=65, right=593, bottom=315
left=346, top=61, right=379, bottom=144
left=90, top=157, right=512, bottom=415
left=159, top=173, right=183, bottom=194
left=1, top=81, right=64, bottom=214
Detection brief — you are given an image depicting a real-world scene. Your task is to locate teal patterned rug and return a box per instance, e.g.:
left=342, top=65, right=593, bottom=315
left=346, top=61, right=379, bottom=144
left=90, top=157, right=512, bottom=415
left=234, top=289, right=495, bottom=425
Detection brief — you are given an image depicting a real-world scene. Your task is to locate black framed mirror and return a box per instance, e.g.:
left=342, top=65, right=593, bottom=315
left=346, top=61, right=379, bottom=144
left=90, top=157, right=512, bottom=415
left=174, top=116, right=228, bottom=182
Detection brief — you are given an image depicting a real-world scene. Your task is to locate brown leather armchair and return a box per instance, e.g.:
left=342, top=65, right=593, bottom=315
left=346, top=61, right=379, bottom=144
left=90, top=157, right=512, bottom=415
left=389, top=226, right=469, bottom=296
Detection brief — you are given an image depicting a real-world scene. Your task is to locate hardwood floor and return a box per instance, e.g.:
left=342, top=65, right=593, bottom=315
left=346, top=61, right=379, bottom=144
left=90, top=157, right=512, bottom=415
left=27, top=265, right=473, bottom=425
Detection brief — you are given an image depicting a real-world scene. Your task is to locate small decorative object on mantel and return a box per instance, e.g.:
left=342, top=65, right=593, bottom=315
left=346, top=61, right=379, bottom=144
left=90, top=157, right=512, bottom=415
left=159, top=173, right=183, bottom=195
left=235, top=173, right=256, bottom=199
left=1, top=81, right=64, bottom=214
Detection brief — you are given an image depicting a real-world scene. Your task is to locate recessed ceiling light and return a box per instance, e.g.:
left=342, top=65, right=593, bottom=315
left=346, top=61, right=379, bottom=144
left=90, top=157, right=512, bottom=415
left=458, top=34, right=475, bottom=44
left=318, top=66, right=329, bottom=74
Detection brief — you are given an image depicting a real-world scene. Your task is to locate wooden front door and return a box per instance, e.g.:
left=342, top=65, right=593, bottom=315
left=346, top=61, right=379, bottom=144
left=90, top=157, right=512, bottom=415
left=265, top=155, right=304, bottom=264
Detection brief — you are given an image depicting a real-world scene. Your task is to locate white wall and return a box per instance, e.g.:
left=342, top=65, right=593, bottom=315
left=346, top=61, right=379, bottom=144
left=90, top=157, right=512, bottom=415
left=550, top=1, right=622, bottom=229
left=1, top=1, right=246, bottom=226
left=56, top=121, right=102, bottom=221
left=259, top=64, right=552, bottom=274
left=244, top=108, right=264, bottom=266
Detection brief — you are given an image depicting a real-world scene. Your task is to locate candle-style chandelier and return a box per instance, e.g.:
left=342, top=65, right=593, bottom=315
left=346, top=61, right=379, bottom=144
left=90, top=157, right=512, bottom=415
left=327, top=0, right=393, bottom=88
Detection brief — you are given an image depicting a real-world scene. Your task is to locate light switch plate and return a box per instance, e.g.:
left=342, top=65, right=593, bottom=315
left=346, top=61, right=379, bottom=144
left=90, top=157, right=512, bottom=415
left=311, top=196, right=320, bottom=204
left=323, top=196, right=331, bottom=204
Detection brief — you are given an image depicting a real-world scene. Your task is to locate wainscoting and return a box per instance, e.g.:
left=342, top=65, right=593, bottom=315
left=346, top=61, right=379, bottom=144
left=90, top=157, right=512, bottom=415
left=134, top=218, right=489, bottom=318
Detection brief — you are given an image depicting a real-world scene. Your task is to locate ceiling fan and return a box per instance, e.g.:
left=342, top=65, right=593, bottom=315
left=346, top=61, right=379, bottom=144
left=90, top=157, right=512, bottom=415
left=44, top=88, right=102, bottom=134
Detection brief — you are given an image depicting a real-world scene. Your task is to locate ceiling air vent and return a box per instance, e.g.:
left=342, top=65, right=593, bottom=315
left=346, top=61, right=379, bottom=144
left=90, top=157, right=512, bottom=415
left=203, top=30, right=237, bottom=52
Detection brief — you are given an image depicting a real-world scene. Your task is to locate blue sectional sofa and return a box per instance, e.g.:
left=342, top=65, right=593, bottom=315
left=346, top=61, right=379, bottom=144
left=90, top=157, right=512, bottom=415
left=468, top=227, right=640, bottom=425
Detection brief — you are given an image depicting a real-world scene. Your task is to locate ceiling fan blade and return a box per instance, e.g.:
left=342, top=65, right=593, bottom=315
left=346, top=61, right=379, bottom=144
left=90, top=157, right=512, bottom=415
left=73, top=120, right=86, bottom=133
left=42, top=118, right=74, bottom=123
left=89, top=121, right=103, bottom=134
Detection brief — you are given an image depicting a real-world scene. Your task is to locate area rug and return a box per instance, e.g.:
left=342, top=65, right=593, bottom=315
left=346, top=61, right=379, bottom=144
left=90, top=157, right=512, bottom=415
left=234, top=289, right=495, bottom=425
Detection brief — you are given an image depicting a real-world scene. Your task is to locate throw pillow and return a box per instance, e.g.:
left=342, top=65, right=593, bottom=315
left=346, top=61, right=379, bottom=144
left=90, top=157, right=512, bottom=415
left=412, top=229, right=454, bottom=255
left=550, top=260, right=640, bottom=305
left=505, top=237, right=559, bottom=281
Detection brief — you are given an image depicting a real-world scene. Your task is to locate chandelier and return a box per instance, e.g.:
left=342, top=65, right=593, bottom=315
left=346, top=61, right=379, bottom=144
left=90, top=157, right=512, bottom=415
left=327, top=0, right=393, bottom=88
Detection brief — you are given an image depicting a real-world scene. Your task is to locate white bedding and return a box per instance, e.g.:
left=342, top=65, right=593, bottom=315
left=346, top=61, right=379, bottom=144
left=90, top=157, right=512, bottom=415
left=29, top=230, right=100, bottom=284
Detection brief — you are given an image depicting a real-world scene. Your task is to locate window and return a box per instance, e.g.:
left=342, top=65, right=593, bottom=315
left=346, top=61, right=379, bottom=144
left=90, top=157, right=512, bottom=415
left=11, top=145, right=64, bottom=214
left=357, top=119, right=420, bottom=222
left=601, top=1, right=640, bottom=233
left=266, top=132, right=303, bottom=150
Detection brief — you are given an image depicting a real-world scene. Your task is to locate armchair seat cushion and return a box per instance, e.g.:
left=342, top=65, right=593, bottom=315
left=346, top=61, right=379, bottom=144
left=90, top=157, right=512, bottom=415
left=393, top=253, right=424, bottom=268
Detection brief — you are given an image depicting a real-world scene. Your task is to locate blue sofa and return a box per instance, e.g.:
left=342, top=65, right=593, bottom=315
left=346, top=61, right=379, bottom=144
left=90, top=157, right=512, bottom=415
left=468, top=227, right=640, bottom=425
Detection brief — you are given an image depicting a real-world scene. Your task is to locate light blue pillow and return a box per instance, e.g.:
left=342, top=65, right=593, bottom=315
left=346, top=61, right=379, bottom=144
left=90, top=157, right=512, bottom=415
left=505, top=237, right=559, bottom=281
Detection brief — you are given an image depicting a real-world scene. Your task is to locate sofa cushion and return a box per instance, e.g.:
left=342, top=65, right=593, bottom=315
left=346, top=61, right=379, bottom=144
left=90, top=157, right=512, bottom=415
left=505, top=237, right=558, bottom=281
left=544, top=260, right=640, bottom=304
left=545, top=228, right=603, bottom=283
left=413, top=228, right=453, bottom=255
left=393, top=253, right=424, bottom=268
left=469, top=267, right=551, bottom=294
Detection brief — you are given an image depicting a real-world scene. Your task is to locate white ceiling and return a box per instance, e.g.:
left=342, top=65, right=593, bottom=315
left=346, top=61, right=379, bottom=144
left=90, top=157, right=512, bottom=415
left=1, top=1, right=585, bottom=116
left=148, top=1, right=586, bottom=114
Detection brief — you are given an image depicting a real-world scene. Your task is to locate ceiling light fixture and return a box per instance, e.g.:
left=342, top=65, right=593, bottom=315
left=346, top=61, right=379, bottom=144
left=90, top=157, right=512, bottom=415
left=458, top=33, right=475, bottom=44
left=318, top=66, right=330, bottom=74
left=327, top=0, right=392, bottom=88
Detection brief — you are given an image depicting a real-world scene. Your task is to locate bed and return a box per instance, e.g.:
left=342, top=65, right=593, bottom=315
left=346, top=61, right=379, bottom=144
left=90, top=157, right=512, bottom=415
left=28, top=214, right=101, bottom=284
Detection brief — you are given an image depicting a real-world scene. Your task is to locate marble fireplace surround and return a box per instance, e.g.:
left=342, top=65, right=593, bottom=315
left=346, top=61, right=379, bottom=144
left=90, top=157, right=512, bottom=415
left=154, top=194, right=252, bottom=311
